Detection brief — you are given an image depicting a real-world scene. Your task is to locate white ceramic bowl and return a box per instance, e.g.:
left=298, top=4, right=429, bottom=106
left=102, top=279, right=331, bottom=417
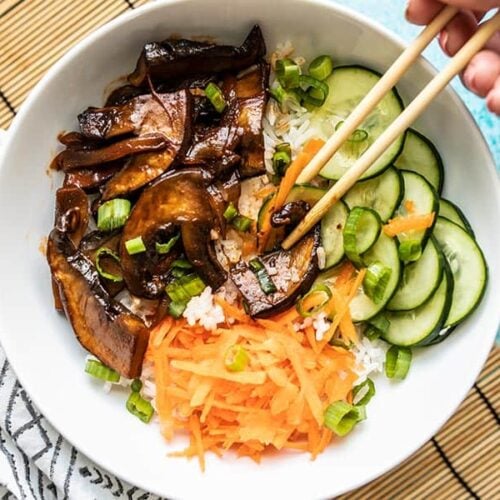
left=0, top=1, right=499, bottom=498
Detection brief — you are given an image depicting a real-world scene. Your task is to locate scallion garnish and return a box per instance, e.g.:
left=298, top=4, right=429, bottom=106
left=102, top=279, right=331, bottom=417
left=398, top=240, right=422, bottom=262
left=335, top=121, right=369, bottom=143
left=385, top=346, right=412, bottom=380
left=323, top=401, right=366, bottom=437
left=125, top=236, right=146, bottom=255
left=297, top=75, right=329, bottom=107
left=179, top=274, right=206, bottom=297
left=297, top=284, right=332, bottom=317
left=308, top=55, right=333, bottom=81
left=131, top=379, right=142, bottom=393
left=204, top=82, right=227, bottom=113
left=85, top=359, right=120, bottom=382
left=95, top=247, right=123, bottom=283
left=155, top=234, right=180, bottom=255
left=165, top=273, right=206, bottom=318
left=223, top=202, right=238, bottom=222
left=172, top=259, right=193, bottom=269
left=224, top=345, right=250, bottom=372
left=363, top=261, right=392, bottom=304
left=232, top=214, right=253, bottom=233
left=352, top=378, right=376, bottom=406
left=168, top=301, right=187, bottom=318
left=249, top=258, right=277, bottom=295
left=97, top=199, right=131, bottom=232
left=276, top=58, right=301, bottom=88
left=126, top=391, right=154, bottom=423
left=272, top=143, right=292, bottom=176
left=365, top=314, right=390, bottom=340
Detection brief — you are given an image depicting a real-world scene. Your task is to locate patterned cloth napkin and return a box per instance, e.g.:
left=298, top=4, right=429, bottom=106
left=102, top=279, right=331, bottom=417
left=0, top=348, right=159, bottom=500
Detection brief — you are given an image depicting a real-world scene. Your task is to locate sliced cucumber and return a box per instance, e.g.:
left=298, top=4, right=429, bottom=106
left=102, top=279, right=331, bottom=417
left=433, top=217, right=487, bottom=327
left=397, top=170, right=438, bottom=256
left=438, top=198, right=474, bottom=236
left=387, top=237, right=444, bottom=311
left=257, top=184, right=325, bottom=231
left=311, top=66, right=405, bottom=181
left=349, top=232, right=401, bottom=322
left=382, top=262, right=453, bottom=347
left=343, top=167, right=403, bottom=222
left=321, top=201, right=349, bottom=269
left=394, top=129, right=444, bottom=194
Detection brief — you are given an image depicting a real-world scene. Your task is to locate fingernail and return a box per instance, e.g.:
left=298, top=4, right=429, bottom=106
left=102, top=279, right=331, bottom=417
left=440, top=31, right=450, bottom=54
left=463, top=66, right=478, bottom=93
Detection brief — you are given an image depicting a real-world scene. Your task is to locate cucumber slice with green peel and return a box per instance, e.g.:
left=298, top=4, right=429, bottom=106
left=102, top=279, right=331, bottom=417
left=342, top=207, right=381, bottom=266
left=396, top=170, right=438, bottom=259
left=349, top=232, right=401, bottom=322
left=432, top=217, right=487, bottom=327
left=387, top=237, right=444, bottom=311
left=257, top=184, right=325, bottom=231
left=382, top=261, right=453, bottom=347
left=320, top=201, right=349, bottom=269
left=438, top=198, right=474, bottom=236
left=394, top=129, right=444, bottom=194
left=310, top=66, right=405, bottom=181
left=343, top=167, right=403, bottom=222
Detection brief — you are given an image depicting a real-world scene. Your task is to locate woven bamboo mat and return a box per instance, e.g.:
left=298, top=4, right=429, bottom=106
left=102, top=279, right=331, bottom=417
left=0, top=1, right=499, bottom=498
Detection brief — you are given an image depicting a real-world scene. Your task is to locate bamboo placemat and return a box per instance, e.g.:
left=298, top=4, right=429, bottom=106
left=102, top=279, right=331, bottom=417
left=0, top=1, right=499, bottom=498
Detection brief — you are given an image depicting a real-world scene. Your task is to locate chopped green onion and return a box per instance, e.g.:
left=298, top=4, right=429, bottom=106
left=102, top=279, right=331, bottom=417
left=172, top=267, right=187, bottom=278
left=335, top=121, right=369, bottom=143
left=364, top=326, right=382, bottom=340
left=363, top=261, right=392, bottom=304
left=385, top=346, right=412, bottom=380
left=223, top=202, right=238, bottom=222
left=308, top=55, right=333, bottom=81
left=155, top=234, right=180, bottom=255
left=269, top=83, right=287, bottom=104
left=179, top=274, right=206, bottom=297
left=224, top=345, right=249, bottom=372
left=297, top=284, right=332, bottom=317
left=172, top=259, right=193, bottom=269
left=126, top=391, right=154, bottom=423
left=168, top=301, right=187, bottom=318
left=131, top=379, right=142, bottom=393
left=204, top=82, right=226, bottom=113
left=249, top=258, right=277, bottom=295
left=97, top=199, right=131, bottom=232
left=85, top=359, right=120, bottom=382
left=329, top=339, right=353, bottom=350
left=95, top=247, right=123, bottom=283
left=125, top=236, right=146, bottom=255
left=324, top=401, right=366, bottom=437
left=232, top=214, right=253, bottom=233
left=298, top=75, right=329, bottom=107
left=165, top=281, right=192, bottom=304
left=276, top=58, right=301, bottom=88
left=398, top=240, right=422, bottom=262
left=352, top=378, right=376, bottom=406
left=272, top=143, right=292, bottom=176
left=365, top=314, right=390, bottom=340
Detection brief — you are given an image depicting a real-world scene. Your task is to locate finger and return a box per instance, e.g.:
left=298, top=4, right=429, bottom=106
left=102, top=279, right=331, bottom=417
left=405, top=0, right=444, bottom=25
left=486, top=75, right=500, bottom=115
left=462, top=50, right=500, bottom=97
left=439, top=0, right=500, bottom=11
left=438, top=10, right=478, bottom=56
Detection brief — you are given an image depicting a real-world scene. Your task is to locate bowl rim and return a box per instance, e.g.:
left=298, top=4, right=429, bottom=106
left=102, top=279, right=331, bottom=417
left=0, top=0, right=498, bottom=497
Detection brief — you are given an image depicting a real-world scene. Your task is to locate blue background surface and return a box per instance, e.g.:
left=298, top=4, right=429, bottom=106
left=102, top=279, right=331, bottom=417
left=333, top=0, right=500, bottom=169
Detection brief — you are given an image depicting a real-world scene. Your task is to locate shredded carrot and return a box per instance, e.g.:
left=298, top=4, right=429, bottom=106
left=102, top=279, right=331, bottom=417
left=383, top=212, right=435, bottom=237
left=404, top=199, right=416, bottom=214
left=259, top=138, right=325, bottom=250
left=148, top=294, right=357, bottom=468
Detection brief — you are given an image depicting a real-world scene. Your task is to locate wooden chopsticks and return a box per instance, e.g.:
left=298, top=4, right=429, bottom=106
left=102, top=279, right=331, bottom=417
left=282, top=10, right=500, bottom=250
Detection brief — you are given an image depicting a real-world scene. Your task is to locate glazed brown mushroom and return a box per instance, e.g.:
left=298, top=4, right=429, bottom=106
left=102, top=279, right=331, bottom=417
left=128, top=25, right=266, bottom=87
left=63, top=161, right=124, bottom=193
left=119, top=169, right=227, bottom=298
left=230, top=228, right=320, bottom=317
left=47, top=229, right=148, bottom=378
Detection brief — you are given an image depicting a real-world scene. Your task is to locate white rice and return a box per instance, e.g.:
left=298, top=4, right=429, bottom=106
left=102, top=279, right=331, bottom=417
left=353, top=337, right=388, bottom=383
left=182, top=286, right=225, bottom=331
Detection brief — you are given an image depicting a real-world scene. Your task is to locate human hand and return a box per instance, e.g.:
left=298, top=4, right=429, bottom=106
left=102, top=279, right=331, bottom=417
left=406, top=0, right=500, bottom=114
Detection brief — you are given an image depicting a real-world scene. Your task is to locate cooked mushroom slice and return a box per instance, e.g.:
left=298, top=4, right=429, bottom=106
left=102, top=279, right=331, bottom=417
left=120, top=170, right=227, bottom=297
left=54, top=186, right=89, bottom=247
left=230, top=228, right=320, bottom=317
left=105, top=85, right=147, bottom=106
left=47, top=229, right=148, bottom=378
left=55, top=134, right=169, bottom=170
left=236, top=63, right=269, bottom=177
left=129, top=25, right=266, bottom=87
left=64, top=161, right=124, bottom=193
left=271, top=201, right=310, bottom=229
